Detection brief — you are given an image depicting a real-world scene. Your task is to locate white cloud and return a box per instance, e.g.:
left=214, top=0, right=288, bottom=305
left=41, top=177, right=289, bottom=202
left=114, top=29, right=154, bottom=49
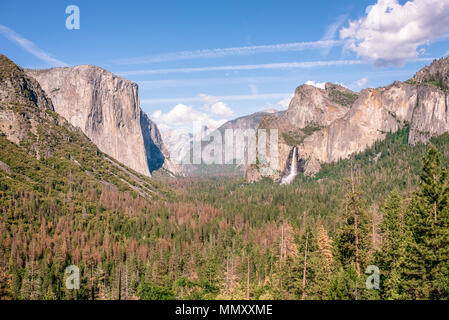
left=0, top=24, right=68, bottom=67
left=118, top=59, right=365, bottom=76
left=210, top=102, right=233, bottom=117
left=340, top=0, right=449, bottom=67
left=277, top=95, right=294, bottom=109
left=112, top=40, right=343, bottom=65
left=305, top=81, right=327, bottom=89
left=356, top=77, right=368, bottom=87
left=150, top=104, right=226, bottom=132
left=197, top=94, right=232, bottom=116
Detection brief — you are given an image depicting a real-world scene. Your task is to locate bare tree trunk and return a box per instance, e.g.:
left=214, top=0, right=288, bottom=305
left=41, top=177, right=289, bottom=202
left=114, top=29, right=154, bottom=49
left=434, top=201, right=437, bottom=224
left=301, top=232, right=309, bottom=300
left=355, top=214, right=361, bottom=277
left=280, top=223, right=284, bottom=290
left=226, top=258, right=230, bottom=295
left=246, top=256, right=250, bottom=300
left=125, top=263, right=129, bottom=300
left=351, top=165, right=361, bottom=278
left=91, top=263, right=95, bottom=300
left=280, top=224, right=285, bottom=266
left=30, top=261, right=34, bottom=300
left=118, top=267, right=122, bottom=301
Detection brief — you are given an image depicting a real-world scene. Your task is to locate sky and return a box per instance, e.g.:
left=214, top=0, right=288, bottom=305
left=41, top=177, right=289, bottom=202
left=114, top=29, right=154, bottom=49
left=1, top=0, right=449, bottom=134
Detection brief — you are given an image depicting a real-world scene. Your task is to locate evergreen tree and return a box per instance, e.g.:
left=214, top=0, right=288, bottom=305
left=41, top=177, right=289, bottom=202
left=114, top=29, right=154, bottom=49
left=401, top=145, right=449, bottom=299
left=375, top=190, right=406, bottom=299
left=333, top=173, right=371, bottom=299
left=335, top=179, right=371, bottom=277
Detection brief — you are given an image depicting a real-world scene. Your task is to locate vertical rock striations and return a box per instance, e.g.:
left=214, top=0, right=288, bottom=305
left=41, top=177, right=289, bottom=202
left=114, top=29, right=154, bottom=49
left=26, top=66, right=178, bottom=176
left=250, top=57, right=449, bottom=181
left=253, top=83, right=357, bottom=179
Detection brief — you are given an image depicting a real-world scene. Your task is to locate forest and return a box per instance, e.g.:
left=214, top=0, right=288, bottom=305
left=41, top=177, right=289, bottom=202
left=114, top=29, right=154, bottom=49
left=1, top=123, right=449, bottom=300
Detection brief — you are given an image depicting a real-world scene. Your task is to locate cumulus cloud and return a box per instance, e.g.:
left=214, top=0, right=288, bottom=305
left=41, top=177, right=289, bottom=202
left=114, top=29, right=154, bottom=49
left=210, top=102, right=233, bottom=117
left=356, top=77, right=368, bottom=87
left=305, top=81, right=326, bottom=89
left=197, top=94, right=233, bottom=116
left=150, top=104, right=226, bottom=132
left=339, top=0, right=449, bottom=67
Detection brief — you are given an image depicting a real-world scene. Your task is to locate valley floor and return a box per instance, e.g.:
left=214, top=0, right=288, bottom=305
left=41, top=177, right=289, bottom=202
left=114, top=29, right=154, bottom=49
left=1, top=127, right=449, bottom=300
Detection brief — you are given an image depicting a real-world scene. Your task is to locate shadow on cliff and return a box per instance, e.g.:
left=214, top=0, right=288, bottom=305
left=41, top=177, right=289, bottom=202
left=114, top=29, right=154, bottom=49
left=140, top=111, right=165, bottom=173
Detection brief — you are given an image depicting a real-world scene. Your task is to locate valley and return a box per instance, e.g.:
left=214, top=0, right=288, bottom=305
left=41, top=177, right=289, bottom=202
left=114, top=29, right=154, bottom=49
left=1, top=52, right=449, bottom=300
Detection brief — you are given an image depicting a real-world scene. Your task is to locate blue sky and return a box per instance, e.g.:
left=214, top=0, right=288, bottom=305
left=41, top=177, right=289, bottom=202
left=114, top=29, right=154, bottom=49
left=1, top=0, right=449, bottom=133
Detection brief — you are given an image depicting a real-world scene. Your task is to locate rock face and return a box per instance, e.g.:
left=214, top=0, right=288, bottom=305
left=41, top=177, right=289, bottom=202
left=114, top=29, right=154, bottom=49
left=300, top=81, right=448, bottom=174
left=0, top=55, right=54, bottom=147
left=411, top=57, right=449, bottom=88
left=1, top=54, right=166, bottom=199
left=284, top=83, right=355, bottom=128
left=26, top=66, right=179, bottom=176
left=249, top=57, right=449, bottom=181
left=252, top=83, right=358, bottom=179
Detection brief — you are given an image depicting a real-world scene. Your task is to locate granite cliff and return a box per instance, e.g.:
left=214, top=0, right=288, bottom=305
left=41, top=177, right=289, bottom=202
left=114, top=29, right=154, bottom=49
left=248, top=57, right=449, bottom=182
left=249, top=83, right=358, bottom=181
left=25, top=65, right=180, bottom=176
left=0, top=54, right=167, bottom=198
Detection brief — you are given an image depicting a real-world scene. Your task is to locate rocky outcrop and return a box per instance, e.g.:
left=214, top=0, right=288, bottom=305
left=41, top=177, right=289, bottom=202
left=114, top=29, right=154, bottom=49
left=26, top=65, right=177, bottom=176
left=408, top=85, right=449, bottom=144
left=249, top=57, right=449, bottom=181
left=284, top=83, right=355, bottom=128
left=298, top=82, right=414, bottom=172
left=0, top=54, right=54, bottom=147
left=411, top=57, right=449, bottom=89
left=253, top=83, right=357, bottom=180
left=299, top=81, right=448, bottom=175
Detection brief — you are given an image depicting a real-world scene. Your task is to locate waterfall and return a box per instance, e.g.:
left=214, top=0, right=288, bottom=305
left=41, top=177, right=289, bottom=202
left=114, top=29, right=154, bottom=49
left=280, top=147, right=298, bottom=185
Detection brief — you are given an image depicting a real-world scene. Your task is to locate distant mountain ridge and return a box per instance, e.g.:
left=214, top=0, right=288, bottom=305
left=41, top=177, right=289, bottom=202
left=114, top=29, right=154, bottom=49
left=167, top=109, right=286, bottom=176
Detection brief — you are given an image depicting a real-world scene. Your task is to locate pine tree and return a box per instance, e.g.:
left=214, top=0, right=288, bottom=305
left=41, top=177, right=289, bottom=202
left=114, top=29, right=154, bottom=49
left=401, top=145, right=449, bottom=299
left=375, top=190, right=406, bottom=299
left=335, top=180, right=370, bottom=277
left=334, top=174, right=371, bottom=299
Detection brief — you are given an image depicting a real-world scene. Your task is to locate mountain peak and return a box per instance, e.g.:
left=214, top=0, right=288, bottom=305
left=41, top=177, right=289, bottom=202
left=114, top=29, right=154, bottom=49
left=410, top=56, right=449, bottom=89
